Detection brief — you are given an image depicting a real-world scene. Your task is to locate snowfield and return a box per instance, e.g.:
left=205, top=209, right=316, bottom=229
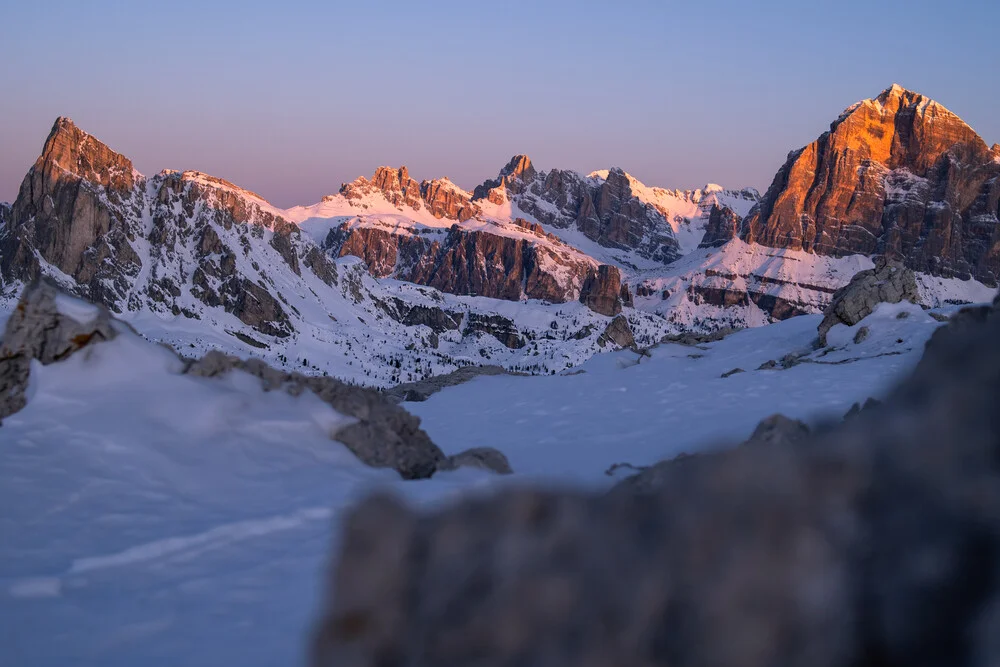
left=0, top=297, right=964, bottom=666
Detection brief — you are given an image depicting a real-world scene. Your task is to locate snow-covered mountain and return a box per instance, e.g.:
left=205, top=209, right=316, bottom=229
left=1, top=278, right=979, bottom=665
left=0, top=84, right=996, bottom=386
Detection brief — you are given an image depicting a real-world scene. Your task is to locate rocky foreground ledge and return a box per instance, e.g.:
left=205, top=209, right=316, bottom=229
left=312, top=289, right=1000, bottom=666
left=0, top=279, right=509, bottom=480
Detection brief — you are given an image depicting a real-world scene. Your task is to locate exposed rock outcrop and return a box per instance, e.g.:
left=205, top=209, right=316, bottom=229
left=699, top=204, right=743, bottom=248
left=314, top=291, right=1000, bottom=667
left=328, top=223, right=595, bottom=305
left=185, top=350, right=444, bottom=480
left=579, top=264, right=624, bottom=316
left=742, top=85, right=1000, bottom=285
left=597, top=314, right=636, bottom=349
left=817, top=257, right=920, bottom=345
left=0, top=279, right=120, bottom=419
left=0, top=117, right=144, bottom=303
left=341, top=167, right=480, bottom=221
left=464, top=313, right=525, bottom=349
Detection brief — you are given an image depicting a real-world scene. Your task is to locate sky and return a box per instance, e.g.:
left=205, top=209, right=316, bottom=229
left=1, top=0, right=997, bottom=208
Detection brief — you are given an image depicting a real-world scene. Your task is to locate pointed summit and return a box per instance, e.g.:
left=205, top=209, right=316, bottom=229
left=472, top=155, right=538, bottom=202
left=742, top=85, right=999, bottom=285
left=499, top=155, right=536, bottom=181
left=4, top=118, right=144, bottom=282
left=35, top=117, right=138, bottom=191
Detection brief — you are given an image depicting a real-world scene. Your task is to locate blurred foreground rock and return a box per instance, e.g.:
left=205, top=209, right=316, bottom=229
left=0, top=279, right=120, bottom=419
left=314, top=292, right=1000, bottom=667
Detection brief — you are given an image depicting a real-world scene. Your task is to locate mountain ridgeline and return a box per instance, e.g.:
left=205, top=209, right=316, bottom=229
left=0, top=85, right=996, bottom=384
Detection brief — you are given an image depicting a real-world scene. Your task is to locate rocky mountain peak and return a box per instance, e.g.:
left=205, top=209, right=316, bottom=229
left=36, top=116, right=138, bottom=192
left=500, top=154, right=536, bottom=181
left=740, top=85, right=999, bottom=285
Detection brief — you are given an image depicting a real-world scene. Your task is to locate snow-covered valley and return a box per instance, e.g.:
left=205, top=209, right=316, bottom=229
left=0, top=296, right=959, bottom=666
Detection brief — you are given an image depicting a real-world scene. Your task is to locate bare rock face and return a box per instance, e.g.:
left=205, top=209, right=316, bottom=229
left=419, top=179, right=480, bottom=221
left=742, top=85, right=1000, bottom=285
left=341, top=167, right=481, bottom=222
left=817, top=257, right=920, bottom=345
left=0, top=117, right=144, bottom=303
left=474, top=157, right=681, bottom=264
left=597, top=314, right=636, bottom=350
left=579, top=264, right=624, bottom=316
left=328, top=224, right=594, bottom=305
left=464, top=313, right=525, bottom=349
left=699, top=203, right=743, bottom=248
left=0, top=279, right=119, bottom=419
left=471, top=154, right=537, bottom=202
left=184, top=350, right=444, bottom=480
left=313, top=291, right=1000, bottom=667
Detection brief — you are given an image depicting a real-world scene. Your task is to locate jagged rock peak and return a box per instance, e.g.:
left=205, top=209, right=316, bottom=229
left=741, top=84, right=999, bottom=285
left=35, top=117, right=139, bottom=191
left=499, top=154, right=536, bottom=181
left=340, top=165, right=479, bottom=221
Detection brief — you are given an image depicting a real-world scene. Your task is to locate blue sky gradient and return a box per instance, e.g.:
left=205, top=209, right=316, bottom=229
left=1, top=0, right=997, bottom=207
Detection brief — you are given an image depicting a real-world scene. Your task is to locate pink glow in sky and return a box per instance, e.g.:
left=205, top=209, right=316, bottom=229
left=1, top=0, right=997, bottom=208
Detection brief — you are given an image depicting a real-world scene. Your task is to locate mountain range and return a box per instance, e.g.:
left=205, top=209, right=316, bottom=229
left=1, top=84, right=997, bottom=386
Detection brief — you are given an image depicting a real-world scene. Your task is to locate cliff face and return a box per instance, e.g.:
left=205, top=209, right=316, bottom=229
left=1, top=117, right=145, bottom=302
left=474, top=156, right=682, bottom=264
left=739, top=85, right=1000, bottom=285
left=326, top=221, right=597, bottom=304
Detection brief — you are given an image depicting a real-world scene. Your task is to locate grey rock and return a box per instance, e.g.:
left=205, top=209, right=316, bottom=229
left=817, top=257, right=920, bottom=345
left=474, top=159, right=681, bottom=264
left=437, top=447, right=513, bottom=475
left=385, top=365, right=506, bottom=403
left=579, top=264, right=624, bottom=316
left=853, top=325, right=871, bottom=344
left=313, top=291, right=1000, bottom=667
left=185, top=350, right=444, bottom=480
left=597, top=314, right=636, bottom=350
left=464, top=313, right=524, bottom=349
left=1, top=279, right=119, bottom=419
left=721, top=367, right=745, bottom=378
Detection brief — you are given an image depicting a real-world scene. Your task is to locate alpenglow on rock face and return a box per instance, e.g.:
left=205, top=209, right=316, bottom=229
left=313, top=291, right=1000, bottom=667
left=739, top=84, right=1000, bottom=285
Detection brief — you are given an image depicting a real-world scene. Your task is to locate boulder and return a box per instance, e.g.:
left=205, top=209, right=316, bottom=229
left=597, top=314, right=636, bottom=350
left=817, top=257, right=919, bottom=345
left=313, top=291, right=1000, bottom=667
left=1, top=279, right=119, bottom=419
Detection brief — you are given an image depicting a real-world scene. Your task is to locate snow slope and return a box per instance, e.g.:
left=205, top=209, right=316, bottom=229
left=0, top=298, right=966, bottom=666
